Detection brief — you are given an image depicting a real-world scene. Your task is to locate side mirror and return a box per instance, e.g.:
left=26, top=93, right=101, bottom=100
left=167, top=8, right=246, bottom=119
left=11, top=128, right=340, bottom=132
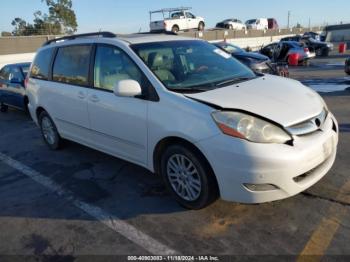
left=113, top=80, right=142, bottom=98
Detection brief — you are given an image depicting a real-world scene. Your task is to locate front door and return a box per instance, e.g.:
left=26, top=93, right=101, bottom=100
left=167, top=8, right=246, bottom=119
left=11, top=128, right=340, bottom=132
left=87, top=44, right=148, bottom=165
left=6, top=66, right=26, bottom=108
left=186, top=12, right=198, bottom=29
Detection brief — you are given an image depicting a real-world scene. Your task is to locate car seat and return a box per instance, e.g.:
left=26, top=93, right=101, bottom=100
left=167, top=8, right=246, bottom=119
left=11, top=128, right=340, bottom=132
left=148, top=52, right=175, bottom=82
left=96, top=49, right=131, bottom=90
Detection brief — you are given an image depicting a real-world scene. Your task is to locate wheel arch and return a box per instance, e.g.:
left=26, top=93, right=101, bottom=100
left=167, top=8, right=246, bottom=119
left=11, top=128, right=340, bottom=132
left=152, top=136, right=220, bottom=194
left=36, top=106, right=47, bottom=121
left=172, top=24, right=180, bottom=31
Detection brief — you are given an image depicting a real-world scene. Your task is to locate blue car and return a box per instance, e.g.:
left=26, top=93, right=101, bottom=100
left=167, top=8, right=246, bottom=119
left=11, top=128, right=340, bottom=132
left=0, top=62, right=31, bottom=112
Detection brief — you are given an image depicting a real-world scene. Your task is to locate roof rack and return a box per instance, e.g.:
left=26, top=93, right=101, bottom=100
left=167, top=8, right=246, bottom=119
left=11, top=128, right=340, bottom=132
left=137, top=31, right=178, bottom=36
left=150, top=7, right=192, bottom=14
left=42, top=31, right=117, bottom=46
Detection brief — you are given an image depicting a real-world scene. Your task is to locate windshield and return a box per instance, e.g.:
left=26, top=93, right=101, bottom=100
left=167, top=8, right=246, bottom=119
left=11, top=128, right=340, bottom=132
left=215, top=43, right=244, bottom=54
left=246, top=19, right=256, bottom=24
left=131, top=40, right=255, bottom=92
left=21, top=65, right=30, bottom=77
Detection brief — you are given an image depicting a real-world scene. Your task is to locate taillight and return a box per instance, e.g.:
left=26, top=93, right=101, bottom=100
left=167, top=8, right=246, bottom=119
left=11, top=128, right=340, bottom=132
left=304, top=47, right=309, bottom=53
left=24, top=76, right=29, bottom=88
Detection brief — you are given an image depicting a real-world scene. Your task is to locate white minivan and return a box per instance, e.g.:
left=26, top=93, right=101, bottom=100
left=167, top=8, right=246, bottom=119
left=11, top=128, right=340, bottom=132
left=26, top=32, right=338, bottom=209
left=245, top=18, right=268, bottom=30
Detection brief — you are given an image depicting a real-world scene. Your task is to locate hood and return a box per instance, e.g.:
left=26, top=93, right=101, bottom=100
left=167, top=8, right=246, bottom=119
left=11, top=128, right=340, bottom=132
left=185, top=75, right=324, bottom=127
left=233, top=52, right=269, bottom=62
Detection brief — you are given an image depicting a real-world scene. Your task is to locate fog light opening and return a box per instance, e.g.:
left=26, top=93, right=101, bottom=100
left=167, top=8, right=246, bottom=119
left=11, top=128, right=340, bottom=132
left=244, top=183, right=279, bottom=192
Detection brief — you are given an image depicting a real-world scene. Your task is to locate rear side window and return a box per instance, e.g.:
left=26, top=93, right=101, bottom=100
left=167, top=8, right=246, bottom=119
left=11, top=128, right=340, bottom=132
left=30, top=48, right=54, bottom=80
left=53, top=45, right=91, bottom=86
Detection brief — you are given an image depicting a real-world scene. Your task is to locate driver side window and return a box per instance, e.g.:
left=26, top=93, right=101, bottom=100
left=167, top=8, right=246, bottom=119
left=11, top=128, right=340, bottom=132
left=94, top=45, right=143, bottom=91
left=186, top=12, right=195, bottom=19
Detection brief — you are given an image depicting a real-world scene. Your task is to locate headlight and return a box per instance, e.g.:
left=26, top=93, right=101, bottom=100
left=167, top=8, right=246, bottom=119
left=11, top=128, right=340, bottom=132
left=212, top=111, right=292, bottom=143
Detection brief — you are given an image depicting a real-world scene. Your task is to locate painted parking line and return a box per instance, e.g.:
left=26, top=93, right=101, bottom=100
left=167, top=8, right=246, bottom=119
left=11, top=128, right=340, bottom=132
left=0, top=152, right=178, bottom=255
left=298, top=180, right=350, bottom=259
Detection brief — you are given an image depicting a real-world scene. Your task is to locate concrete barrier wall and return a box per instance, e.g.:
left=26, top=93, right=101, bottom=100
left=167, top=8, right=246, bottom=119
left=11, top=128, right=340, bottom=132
left=0, top=35, right=56, bottom=55
left=326, top=29, right=350, bottom=42
left=210, top=35, right=295, bottom=50
left=0, top=27, right=323, bottom=68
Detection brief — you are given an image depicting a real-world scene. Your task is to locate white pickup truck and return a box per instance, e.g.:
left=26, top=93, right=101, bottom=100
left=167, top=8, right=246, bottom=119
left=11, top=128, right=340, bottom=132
left=149, top=7, right=205, bottom=33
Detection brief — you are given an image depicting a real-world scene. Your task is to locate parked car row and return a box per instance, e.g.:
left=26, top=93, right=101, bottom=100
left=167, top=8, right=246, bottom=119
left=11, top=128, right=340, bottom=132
left=280, top=34, right=333, bottom=57
left=214, top=42, right=289, bottom=76
left=216, top=18, right=278, bottom=31
left=1, top=32, right=339, bottom=210
left=259, top=41, right=315, bottom=65
left=149, top=7, right=279, bottom=33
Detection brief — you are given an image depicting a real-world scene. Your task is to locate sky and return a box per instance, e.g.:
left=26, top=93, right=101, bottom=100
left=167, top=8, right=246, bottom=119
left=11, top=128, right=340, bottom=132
left=1, top=0, right=350, bottom=34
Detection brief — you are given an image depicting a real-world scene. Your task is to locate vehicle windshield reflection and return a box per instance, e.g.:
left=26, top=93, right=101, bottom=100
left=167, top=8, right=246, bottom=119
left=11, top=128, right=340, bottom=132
left=131, top=40, right=256, bottom=92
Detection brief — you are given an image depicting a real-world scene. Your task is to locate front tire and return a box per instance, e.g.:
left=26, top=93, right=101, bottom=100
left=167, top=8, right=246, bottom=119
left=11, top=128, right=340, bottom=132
left=160, top=144, right=218, bottom=209
left=39, top=111, right=62, bottom=150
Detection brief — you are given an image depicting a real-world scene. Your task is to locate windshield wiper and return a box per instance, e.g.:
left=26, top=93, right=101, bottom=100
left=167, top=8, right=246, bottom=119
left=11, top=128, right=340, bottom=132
left=214, top=77, right=254, bottom=87
left=168, top=87, right=212, bottom=93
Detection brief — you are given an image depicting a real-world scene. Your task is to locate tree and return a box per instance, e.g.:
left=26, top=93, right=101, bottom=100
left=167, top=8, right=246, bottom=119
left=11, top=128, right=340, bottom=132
left=10, top=0, right=77, bottom=36
left=295, top=23, right=303, bottom=29
left=11, top=18, right=27, bottom=36
left=43, top=0, right=78, bottom=34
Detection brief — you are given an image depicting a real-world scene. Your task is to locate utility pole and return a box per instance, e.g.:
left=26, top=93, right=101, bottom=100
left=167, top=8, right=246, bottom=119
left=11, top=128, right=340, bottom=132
left=308, top=18, right=311, bottom=29
left=287, top=11, right=291, bottom=29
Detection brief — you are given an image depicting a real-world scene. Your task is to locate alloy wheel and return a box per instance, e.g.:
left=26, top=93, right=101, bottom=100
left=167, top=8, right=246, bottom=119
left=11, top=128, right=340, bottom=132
left=166, top=154, right=202, bottom=201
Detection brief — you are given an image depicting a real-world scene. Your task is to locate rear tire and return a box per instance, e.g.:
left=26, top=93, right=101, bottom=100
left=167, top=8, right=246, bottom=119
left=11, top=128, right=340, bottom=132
left=171, top=25, right=179, bottom=34
left=160, top=144, right=219, bottom=209
left=316, top=48, right=322, bottom=56
left=322, top=48, right=329, bottom=57
left=39, top=111, right=62, bottom=150
left=0, top=103, right=8, bottom=113
left=198, top=22, right=205, bottom=31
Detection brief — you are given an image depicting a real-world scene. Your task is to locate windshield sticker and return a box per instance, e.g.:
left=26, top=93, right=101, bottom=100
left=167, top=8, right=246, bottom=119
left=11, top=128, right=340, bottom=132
left=214, top=48, right=231, bottom=59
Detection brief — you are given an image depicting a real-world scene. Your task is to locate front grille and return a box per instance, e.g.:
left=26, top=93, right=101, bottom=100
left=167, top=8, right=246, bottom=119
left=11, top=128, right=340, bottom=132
left=286, top=108, right=328, bottom=136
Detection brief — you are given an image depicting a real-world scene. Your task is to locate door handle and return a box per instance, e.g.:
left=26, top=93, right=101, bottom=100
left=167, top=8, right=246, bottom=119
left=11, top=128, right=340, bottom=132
left=89, top=95, right=100, bottom=103
left=77, top=91, right=86, bottom=99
